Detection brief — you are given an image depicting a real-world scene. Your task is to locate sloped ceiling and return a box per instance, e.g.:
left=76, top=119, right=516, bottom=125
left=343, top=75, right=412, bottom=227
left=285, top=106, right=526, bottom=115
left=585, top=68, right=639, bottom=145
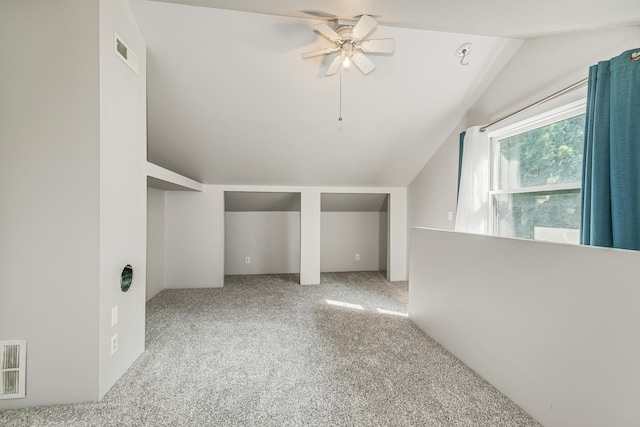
left=130, top=0, right=639, bottom=187
left=322, top=194, right=388, bottom=212
left=144, top=0, right=640, bottom=39
left=225, top=192, right=301, bottom=212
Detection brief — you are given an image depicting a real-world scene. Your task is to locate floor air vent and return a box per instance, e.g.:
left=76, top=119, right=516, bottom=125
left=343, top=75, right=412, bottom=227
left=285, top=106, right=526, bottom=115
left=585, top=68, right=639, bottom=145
left=1, top=340, right=26, bottom=399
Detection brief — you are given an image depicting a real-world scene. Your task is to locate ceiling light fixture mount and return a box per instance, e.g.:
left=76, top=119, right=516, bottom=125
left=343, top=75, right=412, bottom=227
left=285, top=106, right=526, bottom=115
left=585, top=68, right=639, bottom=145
left=457, top=43, right=472, bottom=66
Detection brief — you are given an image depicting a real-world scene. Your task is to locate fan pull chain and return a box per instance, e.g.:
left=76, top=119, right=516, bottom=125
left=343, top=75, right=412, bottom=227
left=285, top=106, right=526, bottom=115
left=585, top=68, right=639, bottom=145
left=338, top=68, right=343, bottom=121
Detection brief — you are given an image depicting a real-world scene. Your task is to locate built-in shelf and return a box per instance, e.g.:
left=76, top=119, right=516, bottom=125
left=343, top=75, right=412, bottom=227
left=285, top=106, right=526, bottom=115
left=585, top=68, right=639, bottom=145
left=146, top=162, right=203, bottom=192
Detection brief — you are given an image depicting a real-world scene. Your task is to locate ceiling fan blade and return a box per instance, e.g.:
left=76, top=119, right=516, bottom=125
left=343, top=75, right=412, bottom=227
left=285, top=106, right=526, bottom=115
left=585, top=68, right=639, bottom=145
left=301, top=47, right=339, bottom=59
left=313, top=23, right=341, bottom=42
left=352, top=51, right=376, bottom=75
left=352, top=15, right=377, bottom=41
left=360, top=38, right=395, bottom=54
left=325, top=55, right=342, bottom=76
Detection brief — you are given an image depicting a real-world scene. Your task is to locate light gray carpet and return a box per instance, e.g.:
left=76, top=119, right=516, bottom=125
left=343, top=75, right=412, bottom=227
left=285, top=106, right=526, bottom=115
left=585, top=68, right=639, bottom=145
left=1, top=272, right=540, bottom=426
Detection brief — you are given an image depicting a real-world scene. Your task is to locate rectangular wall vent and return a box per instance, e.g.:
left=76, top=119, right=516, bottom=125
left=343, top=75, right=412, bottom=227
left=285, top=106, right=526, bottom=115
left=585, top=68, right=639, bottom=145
left=1, top=340, right=26, bottom=399
left=113, top=32, right=139, bottom=75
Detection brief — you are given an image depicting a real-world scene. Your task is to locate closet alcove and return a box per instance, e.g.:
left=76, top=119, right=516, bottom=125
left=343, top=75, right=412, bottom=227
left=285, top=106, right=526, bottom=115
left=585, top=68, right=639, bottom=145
left=320, top=193, right=389, bottom=274
left=224, top=192, right=301, bottom=282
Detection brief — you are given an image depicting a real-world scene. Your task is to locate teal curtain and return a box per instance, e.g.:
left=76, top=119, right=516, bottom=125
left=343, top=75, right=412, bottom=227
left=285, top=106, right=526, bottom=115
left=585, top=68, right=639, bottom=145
left=581, top=48, right=640, bottom=250
left=457, top=131, right=465, bottom=202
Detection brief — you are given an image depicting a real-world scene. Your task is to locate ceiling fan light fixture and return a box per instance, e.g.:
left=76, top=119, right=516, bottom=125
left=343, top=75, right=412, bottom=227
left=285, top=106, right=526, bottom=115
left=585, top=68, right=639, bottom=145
left=343, top=55, right=351, bottom=69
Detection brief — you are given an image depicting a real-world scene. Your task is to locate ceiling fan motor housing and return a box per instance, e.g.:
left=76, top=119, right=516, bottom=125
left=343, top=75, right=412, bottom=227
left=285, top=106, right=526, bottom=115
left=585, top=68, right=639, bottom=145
left=336, top=25, right=355, bottom=42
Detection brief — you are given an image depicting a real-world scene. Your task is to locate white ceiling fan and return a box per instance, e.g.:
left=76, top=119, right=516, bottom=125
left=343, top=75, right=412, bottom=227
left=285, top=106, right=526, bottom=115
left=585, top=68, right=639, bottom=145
left=301, top=15, right=395, bottom=76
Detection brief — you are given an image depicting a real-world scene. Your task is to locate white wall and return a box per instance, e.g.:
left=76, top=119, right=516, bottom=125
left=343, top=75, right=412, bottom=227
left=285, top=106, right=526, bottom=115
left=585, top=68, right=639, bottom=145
left=321, top=212, right=387, bottom=272
left=0, top=0, right=101, bottom=409
left=164, top=185, right=407, bottom=287
left=147, top=188, right=165, bottom=300
left=165, top=186, right=225, bottom=288
left=387, top=188, right=408, bottom=281
left=407, top=25, right=640, bottom=231
left=0, top=0, right=147, bottom=409
left=225, top=212, right=300, bottom=275
left=408, top=120, right=465, bottom=231
left=409, top=228, right=640, bottom=427
left=98, top=0, right=147, bottom=398
left=300, top=189, right=321, bottom=284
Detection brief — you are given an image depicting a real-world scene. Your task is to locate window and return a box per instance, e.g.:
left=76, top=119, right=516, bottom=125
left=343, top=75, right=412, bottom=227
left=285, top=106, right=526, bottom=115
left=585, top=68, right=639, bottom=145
left=489, top=101, right=586, bottom=244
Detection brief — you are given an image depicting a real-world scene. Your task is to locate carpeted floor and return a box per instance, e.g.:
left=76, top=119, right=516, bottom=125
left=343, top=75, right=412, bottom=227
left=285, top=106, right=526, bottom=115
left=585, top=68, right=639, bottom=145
left=0, top=272, right=540, bottom=426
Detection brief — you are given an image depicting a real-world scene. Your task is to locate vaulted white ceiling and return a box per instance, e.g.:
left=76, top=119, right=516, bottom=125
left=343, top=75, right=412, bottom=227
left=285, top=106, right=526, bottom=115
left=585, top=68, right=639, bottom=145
left=143, top=0, right=640, bottom=38
left=130, top=0, right=639, bottom=186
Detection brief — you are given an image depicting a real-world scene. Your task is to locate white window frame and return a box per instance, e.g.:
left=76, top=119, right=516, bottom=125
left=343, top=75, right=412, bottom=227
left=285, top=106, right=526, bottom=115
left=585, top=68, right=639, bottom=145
left=487, top=99, right=586, bottom=237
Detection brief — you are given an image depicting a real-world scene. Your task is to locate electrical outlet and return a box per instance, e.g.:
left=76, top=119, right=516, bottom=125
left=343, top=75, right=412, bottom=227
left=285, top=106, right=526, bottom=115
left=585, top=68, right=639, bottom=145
left=111, top=334, right=118, bottom=355
left=355, top=253, right=360, bottom=261
left=111, top=306, right=118, bottom=327
left=245, top=257, right=251, bottom=264
left=447, top=211, right=453, bottom=221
